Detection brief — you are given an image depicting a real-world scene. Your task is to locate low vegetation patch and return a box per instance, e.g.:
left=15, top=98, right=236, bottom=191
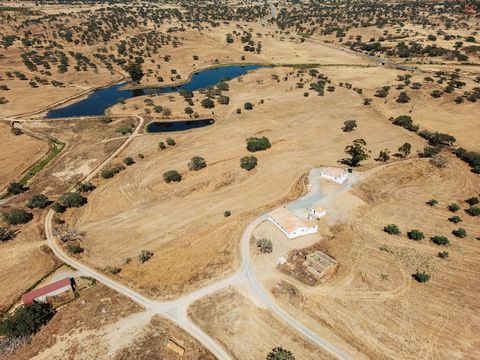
left=246, top=137, right=271, bottom=152
left=240, top=156, right=257, bottom=171
left=0, top=303, right=55, bottom=338
left=412, top=271, right=430, bottom=283
left=0, top=227, right=16, bottom=242
left=431, top=235, right=450, bottom=246
left=384, top=224, right=400, bottom=235
left=256, top=238, right=273, bottom=253
left=139, top=250, right=153, bottom=263
left=163, top=170, right=182, bottom=183
left=2, top=209, right=33, bottom=225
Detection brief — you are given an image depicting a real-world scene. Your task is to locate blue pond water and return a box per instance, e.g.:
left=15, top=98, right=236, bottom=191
left=146, top=118, right=215, bottom=133
left=46, top=65, right=265, bottom=118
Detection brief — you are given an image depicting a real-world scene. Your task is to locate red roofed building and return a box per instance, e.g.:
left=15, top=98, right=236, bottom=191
left=22, top=277, right=74, bottom=305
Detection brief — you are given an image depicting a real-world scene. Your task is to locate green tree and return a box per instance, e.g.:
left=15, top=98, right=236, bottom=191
left=66, top=244, right=84, bottom=254
left=0, top=227, right=16, bottom=242
left=452, top=228, right=467, bottom=238
left=438, top=251, right=449, bottom=259
left=201, top=98, right=215, bottom=108
left=59, top=192, right=86, bottom=208
left=139, top=250, right=153, bottom=263
left=159, top=141, right=166, bottom=150
left=26, top=194, right=50, bottom=209
left=466, top=197, right=479, bottom=206
left=240, top=156, right=258, bottom=171
left=448, top=203, right=460, bottom=212
left=397, top=143, right=411, bottom=158
left=188, top=156, right=207, bottom=171
left=266, top=347, right=295, bottom=360
left=166, top=137, right=176, bottom=146
left=246, top=137, right=271, bottom=152
left=431, top=236, right=450, bottom=245
left=344, top=139, right=370, bottom=166
left=384, top=224, right=400, bottom=235
left=52, top=202, right=66, bottom=213
left=126, top=62, right=144, bottom=82
left=375, top=149, right=390, bottom=162
left=244, top=102, right=253, bottom=110
left=396, top=92, right=410, bottom=103
left=466, top=207, right=480, bottom=216
left=412, top=271, right=430, bottom=283
left=163, top=170, right=182, bottom=183
left=76, top=182, right=95, bottom=192
left=184, top=106, right=194, bottom=115
left=408, top=230, right=425, bottom=241
left=7, top=181, right=27, bottom=195
left=342, top=120, right=357, bottom=132
left=2, top=209, right=33, bottom=225
left=123, top=157, right=135, bottom=166
left=426, top=199, right=438, bottom=206
left=0, top=303, right=55, bottom=338
left=449, top=216, right=462, bottom=223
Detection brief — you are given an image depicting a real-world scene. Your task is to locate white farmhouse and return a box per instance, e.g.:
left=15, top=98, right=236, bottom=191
left=308, top=206, right=326, bottom=220
left=267, top=207, right=318, bottom=239
left=319, top=167, right=349, bottom=184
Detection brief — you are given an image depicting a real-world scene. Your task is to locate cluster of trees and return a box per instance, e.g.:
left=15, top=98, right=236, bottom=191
left=0, top=303, right=55, bottom=338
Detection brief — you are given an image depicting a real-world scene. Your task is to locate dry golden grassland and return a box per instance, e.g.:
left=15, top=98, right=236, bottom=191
left=267, top=157, right=480, bottom=360
left=69, top=66, right=423, bottom=299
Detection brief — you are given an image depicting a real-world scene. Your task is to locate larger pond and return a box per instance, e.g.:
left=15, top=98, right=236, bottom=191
left=46, top=65, right=265, bottom=119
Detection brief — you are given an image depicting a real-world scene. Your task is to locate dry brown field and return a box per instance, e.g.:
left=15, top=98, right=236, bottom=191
left=189, top=288, right=334, bottom=360
left=0, top=122, right=48, bottom=192
left=259, top=157, right=480, bottom=359
left=69, top=66, right=423, bottom=299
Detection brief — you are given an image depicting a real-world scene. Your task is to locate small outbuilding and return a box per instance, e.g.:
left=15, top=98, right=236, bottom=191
left=267, top=207, right=318, bottom=239
left=22, top=277, right=74, bottom=305
left=308, top=206, right=326, bottom=220
left=319, top=167, right=349, bottom=184
left=304, top=251, right=338, bottom=280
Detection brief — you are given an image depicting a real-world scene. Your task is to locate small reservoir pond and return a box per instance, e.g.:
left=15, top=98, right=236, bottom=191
left=46, top=65, right=265, bottom=119
left=146, top=118, right=215, bottom=133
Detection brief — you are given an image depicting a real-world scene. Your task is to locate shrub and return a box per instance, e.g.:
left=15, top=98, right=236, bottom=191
left=223, top=211, right=231, bottom=217
left=11, top=127, right=23, bottom=136
left=2, top=209, right=33, bottom=225
left=59, top=192, right=87, bottom=208
left=108, top=266, right=121, bottom=275
left=246, top=137, right=271, bottom=152
left=52, top=202, right=66, bottom=213
left=426, top=199, right=438, bottom=206
left=407, top=230, right=425, bottom=241
left=76, top=182, right=95, bottom=192
left=257, top=238, right=273, bottom=253
left=26, top=194, right=50, bottom=209
left=418, top=145, right=442, bottom=158
left=448, top=203, right=460, bottom=212
left=244, top=102, right=253, bottom=110
left=396, top=92, right=410, bottom=103
left=240, top=156, right=258, bottom=171
left=123, top=157, right=135, bottom=166
left=438, top=251, right=449, bottom=259
left=392, top=115, right=418, bottom=132
left=452, top=228, right=467, bottom=238
left=7, top=181, right=27, bottom=195
left=397, top=142, right=411, bottom=158
left=116, top=126, right=133, bottom=135
left=201, top=98, right=214, bottom=108
left=67, top=244, right=83, bottom=254
left=384, top=224, right=400, bottom=235
left=159, top=141, right=166, bottom=150
left=0, top=227, right=16, bottom=242
left=449, top=216, right=462, bottom=223
left=466, top=207, right=480, bottom=216
left=375, top=150, right=390, bottom=162
left=236, top=108, right=241, bottom=114
left=184, top=106, right=193, bottom=115
left=412, top=271, right=430, bottom=283
left=466, top=197, right=479, bottom=206
left=342, top=120, right=357, bottom=132
left=0, top=303, right=55, bottom=338
left=163, top=170, right=182, bottom=183
left=139, top=250, right=153, bottom=263
left=266, top=347, right=295, bottom=360
left=188, top=156, right=207, bottom=171
left=431, top=235, right=450, bottom=245
left=166, top=137, right=176, bottom=146
left=138, top=153, right=145, bottom=159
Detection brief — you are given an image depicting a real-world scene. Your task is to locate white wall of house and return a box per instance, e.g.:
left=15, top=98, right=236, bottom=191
left=267, top=215, right=318, bottom=239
